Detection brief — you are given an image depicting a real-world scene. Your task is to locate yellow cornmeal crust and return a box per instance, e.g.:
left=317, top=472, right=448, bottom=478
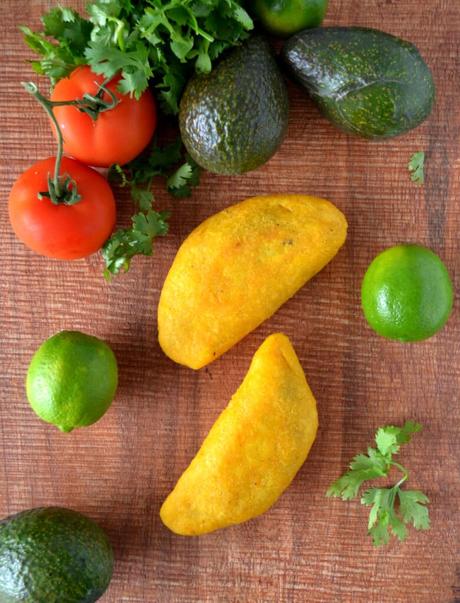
left=160, top=333, right=318, bottom=536
left=158, top=194, right=347, bottom=369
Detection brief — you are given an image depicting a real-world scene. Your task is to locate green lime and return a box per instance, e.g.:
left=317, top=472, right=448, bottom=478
left=361, top=244, right=453, bottom=342
left=26, top=331, right=118, bottom=432
left=252, top=0, right=328, bottom=37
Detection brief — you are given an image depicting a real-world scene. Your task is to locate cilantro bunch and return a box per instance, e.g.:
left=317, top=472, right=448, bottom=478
left=327, top=421, right=430, bottom=546
left=22, top=0, right=253, bottom=114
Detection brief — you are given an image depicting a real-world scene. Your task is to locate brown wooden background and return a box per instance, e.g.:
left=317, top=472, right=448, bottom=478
left=1, top=1, right=459, bottom=602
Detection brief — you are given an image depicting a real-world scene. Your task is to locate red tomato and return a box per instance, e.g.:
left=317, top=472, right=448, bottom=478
left=51, top=66, right=157, bottom=167
left=9, top=157, right=116, bottom=260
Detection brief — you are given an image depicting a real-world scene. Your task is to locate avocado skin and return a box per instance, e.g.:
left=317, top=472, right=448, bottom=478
left=0, top=507, right=114, bottom=603
left=180, top=37, right=289, bottom=175
left=282, top=27, right=435, bottom=139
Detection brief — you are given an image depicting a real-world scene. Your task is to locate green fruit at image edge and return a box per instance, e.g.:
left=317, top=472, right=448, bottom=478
left=361, top=244, right=453, bottom=342
left=252, top=0, right=328, bottom=37
left=26, top=330, right=118, bottom=433
left=0, top=507, right=113, bottom=603
left=282, top=27, right=435, bottom=139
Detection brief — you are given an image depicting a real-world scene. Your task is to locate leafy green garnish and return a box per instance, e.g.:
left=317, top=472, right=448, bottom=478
left=167, top=157, right=201, bottom=197
left=22, top=0, right=254, bottom=113
left=102, top=208, right=170, bottom=279
left=102, top=139, right=201, bottom=277
left=408, top=151, right=425, bottom=185
left=20, top=7, right=92, bottom=85
left=109, top=138, right=202, bottom=202
left=327, top=421, right=430, bottom=546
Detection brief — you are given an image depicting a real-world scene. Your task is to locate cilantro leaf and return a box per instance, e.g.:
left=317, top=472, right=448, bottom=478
left=84, top=42, right=153, bottom=98
left=327, top=422, right=429, bottom=546
left=102, top=209, right=169, bottom=278
left=132, top=210, right=169, bottom=249
left=375, top=427, right=401, bottom=457
left=86, top=2, right=126, bottom=25
left=231, top=5, right=254, bottom=29
left=131, top=187, right=154, bottom=211
left=398, top=490, right=430, bottom=530
left=395, top=420, right=422, bottom=444
left=167, top=162, right=193, bottom=191
left=367, top=516, right=392, bottom=547
left=110, top=138, right=200, bottom=199
left=21, top=8, right=91, bottom=85
left=408, top=151, right=425, bottom=185
left=167, top=157, right=201, bottom=197
left=375, top=421, right=422, bottom=457
left=362, top=487, right=408, bottom=545
left=145, top=139, right=183, bottom=172
left=326, top=450, right=388, bottom=500
left=42, top=7, right=92, bottom=52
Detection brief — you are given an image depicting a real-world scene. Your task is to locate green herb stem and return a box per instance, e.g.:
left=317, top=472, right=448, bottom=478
left=391, top=461, right=409, bottom=488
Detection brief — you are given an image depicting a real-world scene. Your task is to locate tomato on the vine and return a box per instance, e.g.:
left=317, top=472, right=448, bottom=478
left=51, top=66, right=157, bottom=167
left=9, top=157, right=116, bottom=260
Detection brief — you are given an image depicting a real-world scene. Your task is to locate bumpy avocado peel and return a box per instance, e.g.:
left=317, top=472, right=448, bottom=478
left=0, top=507, right=114, bottom=603
left=180, top=36, right=289, bottom=175
left=282, top=27, right=435, bottom=138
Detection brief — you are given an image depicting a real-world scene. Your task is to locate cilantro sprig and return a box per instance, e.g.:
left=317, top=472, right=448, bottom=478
left=22, top=1, right=254, bottom=113
left=327, top=421, right=430, bottom=546
left=408, top=151, right=425, bottom=185
left=102, top=209, right=170, bottom=279
left=20, top=7, right=92, bottom=86
left=102, top=139, right=201, bottom=278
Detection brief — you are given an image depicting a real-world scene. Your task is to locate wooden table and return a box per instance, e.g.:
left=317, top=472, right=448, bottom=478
left=1, top=1, right=459, bottom=601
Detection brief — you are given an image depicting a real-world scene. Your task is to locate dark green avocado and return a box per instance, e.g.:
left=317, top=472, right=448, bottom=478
left=0, top=507, right=114, bottom=603
left=282, top=27, right=435, bottom=138
left=179, top=36, right=289, bottom=175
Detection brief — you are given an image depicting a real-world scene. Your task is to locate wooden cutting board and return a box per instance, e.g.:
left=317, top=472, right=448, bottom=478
left=0, top=1, right=459, bottom=601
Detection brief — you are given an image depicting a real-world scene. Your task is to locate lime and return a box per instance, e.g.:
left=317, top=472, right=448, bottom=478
left=26, top=331, right=118, bottom=432
left=361, top=244, right=453, bottom=342
left=252, top=0, right=328, bottom=37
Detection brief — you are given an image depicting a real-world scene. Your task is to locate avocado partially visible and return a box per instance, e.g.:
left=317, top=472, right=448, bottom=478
left=282, top=27, right=435, bottom=139
left=0, top=507, right=114, bottom=603
left=180, top=37, right=289, bottom=175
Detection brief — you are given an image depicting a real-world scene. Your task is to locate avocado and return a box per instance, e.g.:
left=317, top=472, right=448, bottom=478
left=0, top=507, right=114, bottom=603
left=179, top=36, right=289, bottom=174
left=282, top=27, right=435, bottom=139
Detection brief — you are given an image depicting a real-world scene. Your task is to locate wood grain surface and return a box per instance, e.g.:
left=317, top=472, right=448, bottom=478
left=1, top=1, right=459, bottom=602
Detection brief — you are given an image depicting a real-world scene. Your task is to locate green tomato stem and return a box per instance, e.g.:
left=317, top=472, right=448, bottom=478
left=22, top=81, right=69, bottom=203
left=26, top=79, right=118, bottom=120
left=22, top=79, right=119, bottom=205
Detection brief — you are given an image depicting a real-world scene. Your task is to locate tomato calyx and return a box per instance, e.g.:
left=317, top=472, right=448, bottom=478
left=37, top=173, right=81, bottom=206
left=50, top=79, right=120, bottom=121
